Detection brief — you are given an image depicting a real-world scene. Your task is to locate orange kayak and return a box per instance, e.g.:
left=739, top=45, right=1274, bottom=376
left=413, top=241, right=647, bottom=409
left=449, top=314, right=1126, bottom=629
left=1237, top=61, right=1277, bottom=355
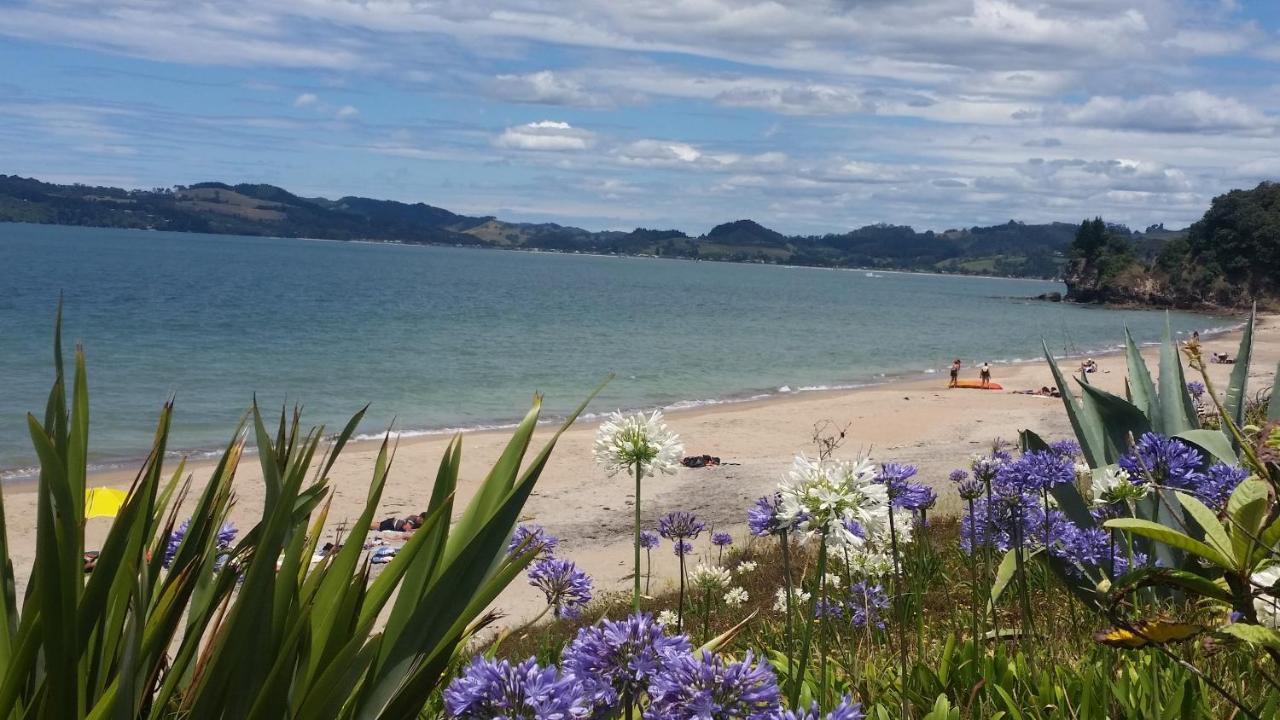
left=952, top=379, right=1003, bottom=390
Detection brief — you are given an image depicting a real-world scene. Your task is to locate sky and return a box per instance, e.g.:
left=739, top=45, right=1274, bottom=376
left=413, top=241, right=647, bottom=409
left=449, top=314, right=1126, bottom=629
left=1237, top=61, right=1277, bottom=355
left=1, top=0, right=1278, bottom=235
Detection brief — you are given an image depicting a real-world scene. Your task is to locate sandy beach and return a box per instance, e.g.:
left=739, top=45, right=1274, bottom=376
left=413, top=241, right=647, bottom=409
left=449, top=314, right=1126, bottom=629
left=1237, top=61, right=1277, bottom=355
left=3, top=312, right=1272, bottom=627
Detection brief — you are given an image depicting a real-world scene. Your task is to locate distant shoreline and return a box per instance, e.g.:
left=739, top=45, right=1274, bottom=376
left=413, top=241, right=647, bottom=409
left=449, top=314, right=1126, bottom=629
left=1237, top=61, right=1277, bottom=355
left=1, top=218, right=1058, bottom=282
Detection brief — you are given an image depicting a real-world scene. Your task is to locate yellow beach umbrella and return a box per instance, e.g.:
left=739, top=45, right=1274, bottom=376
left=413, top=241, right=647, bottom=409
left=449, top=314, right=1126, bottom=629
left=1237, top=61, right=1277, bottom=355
left=85, top=487, right=128, bottom=519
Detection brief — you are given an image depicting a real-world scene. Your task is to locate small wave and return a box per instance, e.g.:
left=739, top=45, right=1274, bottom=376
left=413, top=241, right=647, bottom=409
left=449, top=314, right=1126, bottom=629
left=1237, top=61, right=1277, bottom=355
left=778, top=385, right=792, bottom=393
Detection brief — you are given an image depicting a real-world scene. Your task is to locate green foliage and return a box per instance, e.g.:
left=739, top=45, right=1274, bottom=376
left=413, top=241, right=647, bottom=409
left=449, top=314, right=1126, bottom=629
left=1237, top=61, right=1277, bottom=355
left=0, top=307, right=594, bottom=718
left=1185, top=181, right=1280, bottom=300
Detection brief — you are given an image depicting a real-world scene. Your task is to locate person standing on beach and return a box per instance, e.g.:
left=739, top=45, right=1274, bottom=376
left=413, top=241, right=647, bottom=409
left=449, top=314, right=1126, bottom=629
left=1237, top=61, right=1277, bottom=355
left=949, top=358, right=962, bottom=388
left=979, top=362, right=992, bottom=388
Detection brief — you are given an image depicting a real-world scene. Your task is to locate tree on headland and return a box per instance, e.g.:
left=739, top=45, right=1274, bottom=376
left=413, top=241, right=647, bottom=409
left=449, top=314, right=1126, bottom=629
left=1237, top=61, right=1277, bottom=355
left=1184, top=181, right=1280, bottom=301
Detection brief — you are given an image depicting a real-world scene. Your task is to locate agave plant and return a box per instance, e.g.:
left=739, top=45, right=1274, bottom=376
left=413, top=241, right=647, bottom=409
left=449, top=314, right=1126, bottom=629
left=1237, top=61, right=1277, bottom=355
left=0, top=307, right=598, bottom=719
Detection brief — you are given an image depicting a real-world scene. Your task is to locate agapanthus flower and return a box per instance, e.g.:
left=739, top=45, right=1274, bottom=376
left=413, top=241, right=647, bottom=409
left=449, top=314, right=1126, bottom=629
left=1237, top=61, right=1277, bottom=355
left=948, top=469, right=969, bottom=485
left=778, top=697, right=864, bottom=720
left=842, top=545, right=895, bottom=578
left=1089, top=465, right=1147, bottom=506
left=969, top=452, right=1004, bottom=482
left=724, top=587, right=749, bottom=606
left=1200, top=463, right=1248, bottom=510
left=673, top=540, right=693, bottom=557
left=1119, top=433, right=1204, bottom=490
left=527, top=557, right=593, bottom=619
left=508, top=523, right=559, bottom=559
left=712, top=531, right=734, bottom=547
left=773, top=587, right=810, bottom=613
left=995, top=450, right=1075, bottom=493
left=1048, top=439, right=1082, bottom=459
left=594, top=410, right=683, bottom=477
left=735, top=561, right=758, bottom=574
left=660, top=511, right=706, bottom=541
left=844, top=581, right=889, bottom=630
left=878, top=463, right=933, bottom=511
left=956, top=478, right=984, bottom=501
left=747, top=493, right=788, bottom=537
left=444, top=656, right=587, bottom=719
left=776, top=455, right=889, bottom=548
left=657, top=610, right=679, bottom=627
left=689, top=563, right=732, bottom=594
left=640, top=530, right=661, bottom=550
left=163, top=519, right=236, bottom=569
left=560, top=612, right=691, bottom=712
left=1186, top=381, right=1207, bottom=400
left=646, top=650, right=780, bottom=720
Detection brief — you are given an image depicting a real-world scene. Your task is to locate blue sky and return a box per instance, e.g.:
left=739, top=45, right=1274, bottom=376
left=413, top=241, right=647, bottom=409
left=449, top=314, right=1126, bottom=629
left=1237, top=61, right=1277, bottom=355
left=1, top=0, right=1278, bottom=234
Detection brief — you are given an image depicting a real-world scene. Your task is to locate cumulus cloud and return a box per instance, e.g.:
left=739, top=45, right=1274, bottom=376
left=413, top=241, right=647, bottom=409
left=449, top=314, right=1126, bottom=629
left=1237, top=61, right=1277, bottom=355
left=1061, top=91, right=1275, bottom=133
left=335, top=104, right=359, bottom=119
left=293, top=92, right=317, bottom=107
left=495, top=120, right=595, bottom=151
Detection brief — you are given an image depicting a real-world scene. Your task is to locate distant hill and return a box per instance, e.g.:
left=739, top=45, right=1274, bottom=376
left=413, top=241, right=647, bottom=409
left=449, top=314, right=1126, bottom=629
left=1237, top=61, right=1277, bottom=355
left=1063, top=182, right=1279, bottom=309
left=0, top=173, right=1186, bottom=279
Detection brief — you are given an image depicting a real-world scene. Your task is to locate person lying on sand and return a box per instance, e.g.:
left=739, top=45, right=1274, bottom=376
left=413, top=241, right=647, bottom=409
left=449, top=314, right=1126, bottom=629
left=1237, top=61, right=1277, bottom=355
left=370, top=512, right=426, bottom=533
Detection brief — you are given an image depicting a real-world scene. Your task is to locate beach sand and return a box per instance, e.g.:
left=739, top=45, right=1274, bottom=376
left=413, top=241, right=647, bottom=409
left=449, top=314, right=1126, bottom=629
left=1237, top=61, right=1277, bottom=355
left=3, top=313, right=1273, bottom=628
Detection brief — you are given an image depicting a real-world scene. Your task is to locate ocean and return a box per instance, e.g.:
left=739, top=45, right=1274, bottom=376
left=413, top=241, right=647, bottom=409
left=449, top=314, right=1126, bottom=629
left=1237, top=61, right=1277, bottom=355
left=0, top=223, right=1235, bottom=478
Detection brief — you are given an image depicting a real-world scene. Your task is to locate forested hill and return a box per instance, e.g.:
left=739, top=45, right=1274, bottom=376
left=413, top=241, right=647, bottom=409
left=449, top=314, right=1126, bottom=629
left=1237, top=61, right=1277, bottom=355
left=0, top=173, right=1181, bottom=279
left=1064, top=181, right=1280, bottom=309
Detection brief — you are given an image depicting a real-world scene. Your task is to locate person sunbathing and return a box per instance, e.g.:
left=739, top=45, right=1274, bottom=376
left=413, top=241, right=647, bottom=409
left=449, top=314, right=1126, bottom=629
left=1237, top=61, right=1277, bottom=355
left=370, top=512, right=426, bottom=533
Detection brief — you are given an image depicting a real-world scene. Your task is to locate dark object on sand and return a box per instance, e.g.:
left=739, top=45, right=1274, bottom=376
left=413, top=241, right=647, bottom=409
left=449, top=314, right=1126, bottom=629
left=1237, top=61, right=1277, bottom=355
left=681, top=454, right=721, bottom=468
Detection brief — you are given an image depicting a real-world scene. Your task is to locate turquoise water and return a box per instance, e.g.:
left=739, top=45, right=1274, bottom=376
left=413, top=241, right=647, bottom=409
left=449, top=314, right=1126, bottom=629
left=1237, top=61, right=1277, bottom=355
left=0, top=223, right=1235, bottom=477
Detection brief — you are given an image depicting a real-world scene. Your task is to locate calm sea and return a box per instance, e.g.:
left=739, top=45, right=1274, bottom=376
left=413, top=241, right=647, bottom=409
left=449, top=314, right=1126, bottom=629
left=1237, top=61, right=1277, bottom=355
left=0, top=223, right=1235, bottom=477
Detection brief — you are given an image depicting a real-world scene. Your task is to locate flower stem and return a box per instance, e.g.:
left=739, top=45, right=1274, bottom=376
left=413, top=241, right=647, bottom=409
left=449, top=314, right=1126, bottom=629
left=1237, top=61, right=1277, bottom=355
left=780, top=530, right=795, bottom=679
left=966, top=498, right=979, bottom=644
left=633, top=462, right=643, bottom=612
left=677, top=550, right=687, bottom=633
left=790, top=538, right=827, bottom=708
left=888, top=506, right=908, bottom=718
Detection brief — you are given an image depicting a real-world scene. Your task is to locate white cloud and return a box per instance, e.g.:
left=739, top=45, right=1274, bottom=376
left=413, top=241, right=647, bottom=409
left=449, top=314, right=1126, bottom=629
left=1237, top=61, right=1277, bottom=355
left=335, top=104, right=359, bottom=119
left=490, top=70, right=611, bottom=107
left=293, top=92, right=317, bottom=107
left=1061, top=91, right=1274, bottom=133
left=495, top=120, right=595, bottom=151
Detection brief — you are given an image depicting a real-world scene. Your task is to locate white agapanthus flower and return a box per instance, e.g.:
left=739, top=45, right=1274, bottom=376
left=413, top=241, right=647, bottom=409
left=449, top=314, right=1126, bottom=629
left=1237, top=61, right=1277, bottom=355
left=841, top=545, right=895, bottom=579
left=824, top=573, right=842, bottom=590
left=734, top=561, right=758, bottom=575
left=773, top=587, right=810, bottom=613
left=724, top=587, right=749, bottom=607
left=1090, top=466, right=1147, bottom=506
left=689, top=563, right=732, bottom=593
left=1253, top=564, right=1280, bottom=629
left=593, top=410, right=683, bottom=477
left=777, top=454, right=889, bottom=547
left=656, top=609, right=679, bottom=627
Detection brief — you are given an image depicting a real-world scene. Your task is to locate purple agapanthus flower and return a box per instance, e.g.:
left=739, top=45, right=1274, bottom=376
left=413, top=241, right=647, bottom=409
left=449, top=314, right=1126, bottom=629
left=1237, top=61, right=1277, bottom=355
left=778, top=697, right=865, bottom=720
left=712, top=532, right=733, bottom=547
left=163, top=519, right=236, bottom=569
left=640, top=529, right=661, bottom=550
left=1119, top=433, right=1204, bottom=490
left=1200, top=463, right=1248, bottom=510
left=956, top=478, right=984, bottom=501
left=995, top=450, right=1075, bottom=493
left=1186, top=381, right=1207, bottom=400
left=845, top=581, right=889, bottom=630
left=508, top=523, right=559, bottom=559
left=878, top=463, right=934, bottom=511
left=561, top=612, right=691, bottom=712
left=748, top=494, right=785, bottom=537
left=646, top=650, right=780, bottom=720
left=673, top=540, right=693, bottom=557
left=527, top=557, right=593, bottom=619
left=948, top=469, right=969, bottom=485
left=443, top=656, right=587, bottom=719
left=659, top=511, right=706, bottom=541
left=1048, top=439, right=1082, bottom=459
